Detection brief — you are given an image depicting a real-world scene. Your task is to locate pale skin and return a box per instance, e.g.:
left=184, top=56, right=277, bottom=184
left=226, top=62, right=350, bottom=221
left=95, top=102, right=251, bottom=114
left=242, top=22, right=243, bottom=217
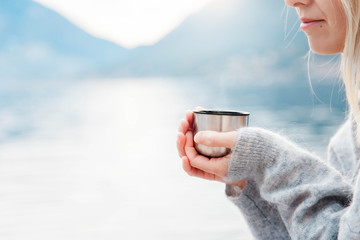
left=285, top=0, right=346, bottom=55
left=177, top=110, right=246, bottom=188
left=177, top=0, right=347, bottom=187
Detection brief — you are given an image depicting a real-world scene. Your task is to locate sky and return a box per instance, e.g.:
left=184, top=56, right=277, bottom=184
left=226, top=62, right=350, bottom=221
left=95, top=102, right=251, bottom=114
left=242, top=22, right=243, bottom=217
left=34, top=0, right=215, bottom=49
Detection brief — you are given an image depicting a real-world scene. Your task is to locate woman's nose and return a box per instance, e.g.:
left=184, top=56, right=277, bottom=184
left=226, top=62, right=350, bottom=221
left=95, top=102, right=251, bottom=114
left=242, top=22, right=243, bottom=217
left=284, top=0, right=311, bottom=7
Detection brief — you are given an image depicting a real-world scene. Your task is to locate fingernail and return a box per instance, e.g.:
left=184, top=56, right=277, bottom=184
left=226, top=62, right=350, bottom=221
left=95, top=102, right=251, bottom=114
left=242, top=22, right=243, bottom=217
left=194, top=132, right=202, bottom=143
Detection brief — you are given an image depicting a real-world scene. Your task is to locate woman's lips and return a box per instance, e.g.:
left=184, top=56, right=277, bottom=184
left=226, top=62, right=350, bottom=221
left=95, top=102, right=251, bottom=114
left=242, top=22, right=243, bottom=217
left=299, top=18, right=325, bottom=30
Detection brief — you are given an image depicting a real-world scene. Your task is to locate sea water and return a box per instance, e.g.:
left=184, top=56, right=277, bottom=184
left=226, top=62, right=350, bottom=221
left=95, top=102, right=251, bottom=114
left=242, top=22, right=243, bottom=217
left=0, top=77, right=345, bottom=240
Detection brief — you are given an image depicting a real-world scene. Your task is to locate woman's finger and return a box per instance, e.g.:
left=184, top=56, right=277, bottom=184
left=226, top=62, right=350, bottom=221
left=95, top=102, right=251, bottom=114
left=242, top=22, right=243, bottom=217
left=182, top=156, right=223, bottom=182
left=184, top=132, right=228, bottom=177
left=185, top=110, right=194, bottom=130
left=177, top=132, right=186, bottom=158
left=194, top=131, right=238, bottom=149
left=178, top=119, right=189, bottom=133
left=184, top=131, right=211, bottom=171
left=195, top=106, right=205, bottom=111
left=191, top=155, right=229, bottom=178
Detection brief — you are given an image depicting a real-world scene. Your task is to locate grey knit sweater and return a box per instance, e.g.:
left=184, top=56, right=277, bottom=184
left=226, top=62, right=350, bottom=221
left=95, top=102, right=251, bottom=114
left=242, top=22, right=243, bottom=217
left=225, top=117, right=360, bottom=239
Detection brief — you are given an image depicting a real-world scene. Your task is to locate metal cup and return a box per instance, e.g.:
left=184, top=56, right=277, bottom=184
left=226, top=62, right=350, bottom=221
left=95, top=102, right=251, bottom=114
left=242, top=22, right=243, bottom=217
left=193, top=110, right=250, bottom=158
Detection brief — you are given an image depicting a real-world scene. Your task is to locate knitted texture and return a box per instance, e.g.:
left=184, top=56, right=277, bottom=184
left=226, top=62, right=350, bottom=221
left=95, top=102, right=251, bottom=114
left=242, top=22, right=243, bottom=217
left=225, top=124, right=360, bottom=240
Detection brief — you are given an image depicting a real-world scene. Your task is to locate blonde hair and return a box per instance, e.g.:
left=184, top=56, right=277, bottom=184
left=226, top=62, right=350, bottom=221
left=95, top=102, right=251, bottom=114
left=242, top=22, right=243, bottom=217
left=340, top=0, right=360, bottom=143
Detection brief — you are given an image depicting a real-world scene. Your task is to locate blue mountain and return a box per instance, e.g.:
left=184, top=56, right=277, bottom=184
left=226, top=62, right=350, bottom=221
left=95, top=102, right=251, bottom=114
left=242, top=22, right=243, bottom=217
left=0, top=0, right=127, bottom=80
left=0, top=0, right=338, bottom=87
left=112, top=0, right=314, bottom=85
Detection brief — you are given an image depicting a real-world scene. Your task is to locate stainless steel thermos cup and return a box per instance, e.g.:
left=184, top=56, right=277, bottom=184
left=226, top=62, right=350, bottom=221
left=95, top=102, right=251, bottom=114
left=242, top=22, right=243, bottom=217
left=193, top=110, right=249, bottom=158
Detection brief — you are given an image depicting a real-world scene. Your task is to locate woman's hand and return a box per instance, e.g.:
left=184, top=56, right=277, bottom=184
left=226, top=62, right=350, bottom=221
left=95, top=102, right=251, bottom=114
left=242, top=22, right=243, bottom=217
left=177, top=110, right=194, bottom=159
left=176, top=110, right=246, bottom=188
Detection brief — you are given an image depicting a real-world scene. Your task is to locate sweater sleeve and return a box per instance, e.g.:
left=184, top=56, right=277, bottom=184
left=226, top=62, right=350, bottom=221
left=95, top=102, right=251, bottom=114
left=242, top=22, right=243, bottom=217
left=226, top=180, right=291, bottom=240
left=226, top=127, right=357, bottom=240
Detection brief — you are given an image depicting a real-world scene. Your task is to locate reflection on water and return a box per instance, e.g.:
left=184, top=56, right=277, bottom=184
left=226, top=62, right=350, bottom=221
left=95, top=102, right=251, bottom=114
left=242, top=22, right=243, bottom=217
left=0, top=78, right=346, bottom=240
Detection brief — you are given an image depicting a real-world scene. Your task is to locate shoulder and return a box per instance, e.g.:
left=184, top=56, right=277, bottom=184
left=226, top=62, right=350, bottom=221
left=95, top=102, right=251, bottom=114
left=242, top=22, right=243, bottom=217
left=327, top=117, right=358, bottom=178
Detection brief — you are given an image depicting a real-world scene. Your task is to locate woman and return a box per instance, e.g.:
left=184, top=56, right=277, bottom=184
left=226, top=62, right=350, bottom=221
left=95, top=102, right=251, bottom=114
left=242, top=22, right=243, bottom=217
left=177, top=0, right=360, bottom=239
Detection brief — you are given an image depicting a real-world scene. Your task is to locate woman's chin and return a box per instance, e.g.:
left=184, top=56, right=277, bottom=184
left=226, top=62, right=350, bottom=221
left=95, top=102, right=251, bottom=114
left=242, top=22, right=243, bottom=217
left=309, top=41, right=344, bottom=55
